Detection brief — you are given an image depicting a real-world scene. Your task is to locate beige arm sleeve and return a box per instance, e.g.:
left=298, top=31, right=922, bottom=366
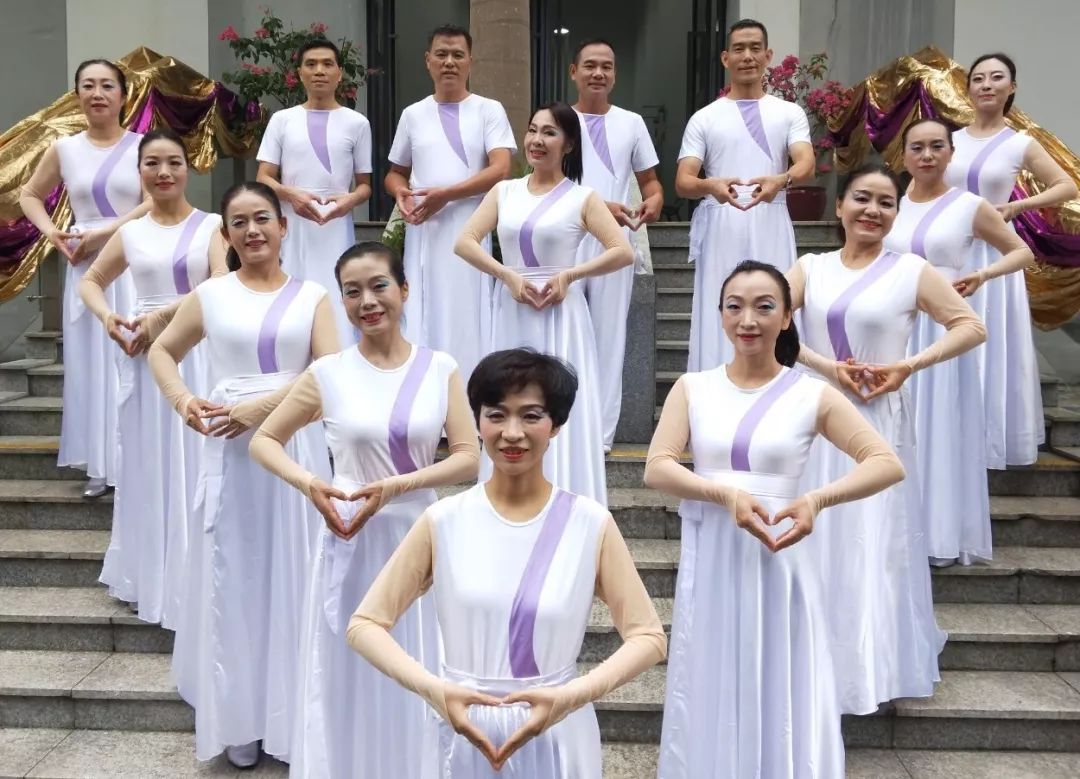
left=803, top=384, right=905, bottom=516
left=247, top=370, right=325, bottom=495
left=784, top=260, right=844, bottom=379
left=311, top=294, right=342, bottom=359
left=345, top=514, right=447, bottom=719
left=643, top=377, right=736, bottom=510
left=453, top=187, right=505, bottom=281
left=78, top=231, right=129, bottom=323
left=901, top=264, right=987, bottom=373
left=972, top=199, right=1035, bottom=279
left=18, top=145, right=64, bottom=235
left=570, top=191, right=634, bottom=282
left=548, top=517, right=666, bottom=726
left=147, top=293, right=206, bottom=414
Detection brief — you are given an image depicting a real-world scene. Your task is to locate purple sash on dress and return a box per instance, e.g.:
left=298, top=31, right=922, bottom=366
left=519, top=178, right=576, bottom=268
left=966, top=128, right=1016, bottom=196
left=584, top=114, right=615, bottom=176
left=730, top=370, right=802, bottom=472
left=735, top=99, right=773, bottom=160
left=825, top=251, right=902, bottom=362
left=387, top=347, right=435, bottom=474
left=171, top=211, right=211, bottom=294
left=307, top=111, right=333, bottom=174
left=256, top=277, right=304, bottom=373
left=507, top=490, right=578, bottom=677
left=90, top=133, right=139, bottom=219
left=437, top=102, right=470, bottom=168
left=910, top=189, right=963, bottom=258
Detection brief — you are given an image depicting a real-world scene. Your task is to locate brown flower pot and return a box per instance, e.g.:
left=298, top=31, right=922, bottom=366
left=786, top=185, right=827, bottom=222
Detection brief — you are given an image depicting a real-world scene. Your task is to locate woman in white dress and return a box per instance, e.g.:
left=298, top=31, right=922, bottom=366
left=348, top=348, right=666, bottom=778
left=148, top=182, right=338, bottom=768
left=946, top=53, right=1078, bottom=468
left=79, top=128, right=225, bottom=627
left=648, top=261, right=905, bottom=778
left=788, top=163, right=986, bottom=714
left=884, top=118, right=1033, bottom=566
left=19, top=59, right=149, bottom=497
left=248, top=241, right=480, bottom=778
left=455, top=101, right=633, bottom=505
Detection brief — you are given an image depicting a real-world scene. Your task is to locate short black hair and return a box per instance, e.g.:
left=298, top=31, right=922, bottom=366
left=727, top=18, right=768, bottom=48
left=467, top=348, right=578, bottom=427
left=334, top=241, right=406, bottom=289
left=968, top=52, right=1018, bottom=115
left=137, top=128, right=188, bottom=164
left=296, top=37, right=342, bottom=67
left=427, top=23, right=472, bottom=52
left=572, top=38, right=616, bottom=65
left=532, top=101, right=583, bottom=183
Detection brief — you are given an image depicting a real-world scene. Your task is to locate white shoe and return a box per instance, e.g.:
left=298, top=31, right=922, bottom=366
left=82, top=477, right=108, bottom=498
left=225, top=741, right=260, bottom=769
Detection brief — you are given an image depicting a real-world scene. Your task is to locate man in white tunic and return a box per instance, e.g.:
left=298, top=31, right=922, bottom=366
left=385, top=24, right=516, bottom=381
left=257, top=37, right=373, bottom=344
left=676, top=19, right=815, bottom=371
left=570, top=39, right=663, bottom=451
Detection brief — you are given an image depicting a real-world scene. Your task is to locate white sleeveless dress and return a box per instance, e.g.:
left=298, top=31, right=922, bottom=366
left=289, top=345, right=447, bottom=778
left=658, top=366, right=845, bottom=779
left=257, top=105, right=372, bottom=345
left=796, top=249, right=944, bottom=713
left=885, top=189, right=992, bottom=564
left=170, top=273, right=331, bottom=762
left=426, top=484, right=610, bottom=777
left=679, top=95, right=811, bottom=371
left=54, top=130, right=140, bottom=483
left=488, top=176, right=606, bottom=504
left=946, top=127, right=1043, bottom=467
left=97, top=210, right=217, bottom=628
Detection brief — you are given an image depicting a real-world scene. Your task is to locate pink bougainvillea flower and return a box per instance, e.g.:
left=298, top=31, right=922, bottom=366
left=219, top=25, right=240, bottom=42
left=310, top=22, right=328, bottom=34
left=255, top=27, right=270, bottom=38
left=284, top=71, right=299, bottom=88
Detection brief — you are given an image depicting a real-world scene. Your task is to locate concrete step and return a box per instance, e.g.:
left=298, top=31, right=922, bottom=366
left=653, top=264, right=693, bottom=290
left=0, top=530, right=108, bottom=587
left=1046, top=407, right=1080, bottom=447
left=0, top=438, right=82, bottom=481
left=935, top=603, right=1080, bottom=671
left=0, top=359, right=52, bottom=394
left=0, top=397, right=63, bottom=437
left=655, top=340, right=688, bottom=373
left=655, top=287, right=692, bottom=314
left=25, top=364, right=65, bottom=399
left=23, top=332, right=62, bottom=364
left=931, top=547, right=1080, bottom=605
left=0, top=587, right=172, bottom=653
left=654, top=312, right=690, bottom=342
left=0, top=480, right=112, bottom=531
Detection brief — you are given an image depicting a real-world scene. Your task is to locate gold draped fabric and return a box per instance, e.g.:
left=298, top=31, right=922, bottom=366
left=0, top=47, right=261, bottom=303
left=829, top=45, right=1080, bottom=329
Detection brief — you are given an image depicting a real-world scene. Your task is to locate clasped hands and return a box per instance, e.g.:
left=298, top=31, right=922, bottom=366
left=181, top=398, right=249, bottom=439
left=832, top=357, right=912, bottom=403
left=710, top=174, right=787, bottom=211
left=443, top=683, right=571, bottom=772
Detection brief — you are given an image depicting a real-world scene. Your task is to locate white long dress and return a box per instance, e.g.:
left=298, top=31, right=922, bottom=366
left=164, top=274, right=331, bottom=761
left=796, top=249, right=945, bottom=713
left=946, top=127, right=1043, bottom=467
left=54, top=130, right=139, bottom=483
left=658, top=366, right=845, bottom=778
left=428, top=484, right=609, bottom=777
left=257, top=105, right=372, bottom=344
left=885, top=189, right=992, bottom=564
left=97, top=210, right=217, bottom=628
left=679, top=95, right=811, bottom=371
left=488, top=176, right=606, bottom=504
left=289, top=345, right=447, bottom=778
left=390, top=94, right=516, bottom=381
left=575, top=106, right=659, bottom=448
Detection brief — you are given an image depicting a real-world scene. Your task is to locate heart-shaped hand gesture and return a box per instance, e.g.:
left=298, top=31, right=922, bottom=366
left=730, top=489, right=776, bottom=550
left=318, top=193, right=354, bottom=223
left=47, top=228, right=81, bottom=264
left=862, top=361, right=913, bottom=401
left=491, top=686, right=563, bottom=770
left=711, top=177, right=745, bottom=208
left=537, top=270, right=574, bottom=310
left=104, top=313, right=141, bottom=357
left=182, top=397, right=226, bottom=436
left=768, top=496, right=815, bottom=552
left=831, top=358, right=878, bottom=402
left=285, top=188, right=326, bottom=224
left=504, top=271, right=547, bottom=311
left=70, top=228, right=108, bottom=264
left=443, top=683, right=504, bottom=771
left=742, top=174, right=785, bottom=210
left=309, top=478, right=363, bottom=540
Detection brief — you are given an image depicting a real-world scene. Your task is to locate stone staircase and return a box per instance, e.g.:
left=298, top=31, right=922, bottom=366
left=3, top=225, right=1080, bottom=777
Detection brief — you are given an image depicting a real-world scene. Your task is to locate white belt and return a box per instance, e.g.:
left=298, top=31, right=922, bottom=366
left=516, top=265, right=575, bottom=285
left=695, top=467, right=799, bottom=500
left=441, top=662, right=577, bottom=696
left=210, top=370, right=297, bottom=405
left=133, top=294, right=181, bottom=316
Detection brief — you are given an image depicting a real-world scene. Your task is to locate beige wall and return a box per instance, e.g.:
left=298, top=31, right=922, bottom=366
left=736, top=0, right=802, bottom=60
left=954, top=0, right=1080, bottom=151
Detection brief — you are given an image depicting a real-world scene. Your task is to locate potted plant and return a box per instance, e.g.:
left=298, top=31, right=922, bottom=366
left=218, top=9, right=370, bottom=126
left=764, top=53, right=853, bottom=221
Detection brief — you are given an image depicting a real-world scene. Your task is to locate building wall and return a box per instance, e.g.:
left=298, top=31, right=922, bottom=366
left=954, top=0, right=1080, bottom=150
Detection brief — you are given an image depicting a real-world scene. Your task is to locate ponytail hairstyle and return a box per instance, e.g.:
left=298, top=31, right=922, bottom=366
left=137, top=127, right=188, bottom=164
left=219, top=181, right=283, bottom=272
left=719, top=259, right=800, bottom=367
left=334, top=241, right=407, bottom=289
left=74, top=59, right=128, bottom=122
left=532, top=101, right=583, bottom=183
left=968, top=52, right=1017, bottom=116
left=901, top=117, right=955, bottom=149
left=835, top=162, right=902, bottom=243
